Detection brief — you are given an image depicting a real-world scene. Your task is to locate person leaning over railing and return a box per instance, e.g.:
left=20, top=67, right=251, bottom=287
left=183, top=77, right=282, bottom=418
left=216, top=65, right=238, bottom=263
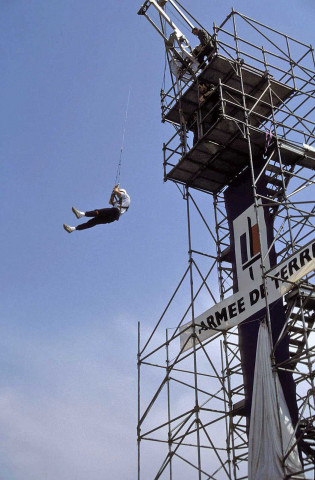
left=192, top=27, right=214, bottom=69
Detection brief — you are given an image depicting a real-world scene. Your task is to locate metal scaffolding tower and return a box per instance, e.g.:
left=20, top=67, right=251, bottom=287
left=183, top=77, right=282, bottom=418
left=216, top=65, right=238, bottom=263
left=137, top=3, right=315, bottom=479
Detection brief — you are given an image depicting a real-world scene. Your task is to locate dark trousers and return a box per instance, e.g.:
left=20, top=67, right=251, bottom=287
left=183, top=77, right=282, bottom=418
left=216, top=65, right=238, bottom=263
left=193, top=44, right=213, bottom=67
left=76, top=207, right=120, bottom=230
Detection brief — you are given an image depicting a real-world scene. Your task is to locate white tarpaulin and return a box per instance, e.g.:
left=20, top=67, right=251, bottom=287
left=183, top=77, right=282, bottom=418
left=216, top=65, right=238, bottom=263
left=248, top=323, right=304, bottom=480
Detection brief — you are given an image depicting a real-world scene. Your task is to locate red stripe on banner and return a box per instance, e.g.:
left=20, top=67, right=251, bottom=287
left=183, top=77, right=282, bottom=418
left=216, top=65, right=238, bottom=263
left=251, top=224, right=260, bottom=255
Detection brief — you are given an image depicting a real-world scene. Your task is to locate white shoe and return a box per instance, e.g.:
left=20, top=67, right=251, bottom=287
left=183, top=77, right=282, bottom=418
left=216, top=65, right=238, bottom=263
left=72, top=206, right=84, bottom=219
left=63, top=224, right=75, bottom=233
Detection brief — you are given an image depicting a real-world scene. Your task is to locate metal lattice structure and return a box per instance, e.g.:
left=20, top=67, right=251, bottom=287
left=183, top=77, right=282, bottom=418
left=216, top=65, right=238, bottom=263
left=137, top=3, right=315, bottom=479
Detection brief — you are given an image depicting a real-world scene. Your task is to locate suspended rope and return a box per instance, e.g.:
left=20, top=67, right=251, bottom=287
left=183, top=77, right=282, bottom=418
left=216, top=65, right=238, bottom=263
left=175, top=0, right=205, bottom=31
left=161, top=49, right=167, bottom=91
left=159, top=5, right=168, bottom=91
left=114, top=86, right=132, bottom=186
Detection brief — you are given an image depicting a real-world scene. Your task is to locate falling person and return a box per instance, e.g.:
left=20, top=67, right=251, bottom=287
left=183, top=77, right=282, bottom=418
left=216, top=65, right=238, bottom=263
left=63, top=185, right=130, bottom=233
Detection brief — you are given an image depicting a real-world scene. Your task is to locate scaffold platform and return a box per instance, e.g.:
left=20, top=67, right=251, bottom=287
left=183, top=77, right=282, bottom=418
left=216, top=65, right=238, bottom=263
left=163, top=55, right=294, bottom=126
left=165, top=132, right=315, bottom=194
left=163, top=55, right=315, bottom=193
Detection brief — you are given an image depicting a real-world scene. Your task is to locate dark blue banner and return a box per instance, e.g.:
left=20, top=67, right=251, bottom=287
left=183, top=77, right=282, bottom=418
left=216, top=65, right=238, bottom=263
left=224, top=162, right=298, bottom=429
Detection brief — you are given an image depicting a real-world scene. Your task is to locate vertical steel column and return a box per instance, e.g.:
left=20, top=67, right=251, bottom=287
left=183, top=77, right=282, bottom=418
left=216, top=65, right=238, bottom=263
left=137, top=322, right=141, bottom=480
left=165, top=329, right=173, bottom=480
left=297, top=290, right=315, bottom=406
left=213, top=193, right=225, bottom=302
left=220, top=337, right=233, bottom=479
left=185, top=186, right=202, bottom=479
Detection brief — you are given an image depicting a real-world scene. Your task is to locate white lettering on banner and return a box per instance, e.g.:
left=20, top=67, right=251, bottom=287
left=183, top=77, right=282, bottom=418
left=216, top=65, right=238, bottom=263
left=180, top=239, right=315, bottom=351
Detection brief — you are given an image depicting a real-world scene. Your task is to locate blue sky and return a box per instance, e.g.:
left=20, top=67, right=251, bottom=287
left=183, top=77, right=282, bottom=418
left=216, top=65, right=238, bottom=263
left=0, top=1, right=314, bottom=479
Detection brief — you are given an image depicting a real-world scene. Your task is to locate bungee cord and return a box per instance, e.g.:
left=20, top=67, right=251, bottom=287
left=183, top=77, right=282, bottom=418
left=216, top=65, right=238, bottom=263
left=114, top=85, right=132, bottom=186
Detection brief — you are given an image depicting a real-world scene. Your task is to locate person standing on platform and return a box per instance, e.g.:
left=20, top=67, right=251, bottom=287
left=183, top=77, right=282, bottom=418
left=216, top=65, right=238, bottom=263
left=199, top=82, right=216, bottom=104
left=196, top=83, right=222, bottom=139
left=192, top=27, right=214, bottom=69
left=63, top=185, right=130, bottom=233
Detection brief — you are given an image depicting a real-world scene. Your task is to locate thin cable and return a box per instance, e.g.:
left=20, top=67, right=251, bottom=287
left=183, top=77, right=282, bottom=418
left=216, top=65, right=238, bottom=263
left=161, top=49, right=167, bottom=91
left=171, top=8, right=191, bottom=33
left=159, top=6, right=168, bottom=91
left=174, top=0, right=207, bottom=32
left=115, top=86, right=131, bottom=186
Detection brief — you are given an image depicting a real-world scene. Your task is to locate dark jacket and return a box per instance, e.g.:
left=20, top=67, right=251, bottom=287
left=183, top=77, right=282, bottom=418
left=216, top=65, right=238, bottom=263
left=197, top=29, right=212, bottom=47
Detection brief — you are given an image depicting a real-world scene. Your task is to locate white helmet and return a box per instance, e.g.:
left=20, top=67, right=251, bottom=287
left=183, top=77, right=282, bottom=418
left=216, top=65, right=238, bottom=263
left=119, top=188, right=127, bottom=194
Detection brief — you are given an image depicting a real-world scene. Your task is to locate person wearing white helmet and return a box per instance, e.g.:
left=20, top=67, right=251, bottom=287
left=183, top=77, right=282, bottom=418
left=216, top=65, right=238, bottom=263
left=63, top=184, right=130, bottom=233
